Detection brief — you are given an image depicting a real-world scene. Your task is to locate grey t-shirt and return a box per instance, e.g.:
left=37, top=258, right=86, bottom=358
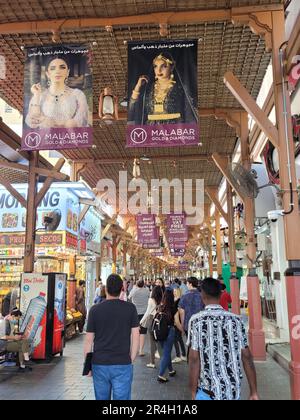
left=129, top=287, right=150, bottom=315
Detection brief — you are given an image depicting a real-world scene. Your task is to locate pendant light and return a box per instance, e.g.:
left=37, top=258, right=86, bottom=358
left=99, top=87, right=119, bottom=124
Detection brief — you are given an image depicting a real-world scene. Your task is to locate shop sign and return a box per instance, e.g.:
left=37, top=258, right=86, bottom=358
left=0, top=232, right=63, bottom=247
left=80, top=238, right=87, bottom=252
left=66, top=232, right=78, bottom=249
left=36, top=233, right=63, bottom=246
left=0, top=248, right=24, bottom=257
left=0, top=184, right=80, bottom=235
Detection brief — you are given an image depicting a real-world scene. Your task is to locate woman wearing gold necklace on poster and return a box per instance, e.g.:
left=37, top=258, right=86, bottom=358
left=25, top=55, right=89, bottom=130
left=128, top=52, right=198, bottom=126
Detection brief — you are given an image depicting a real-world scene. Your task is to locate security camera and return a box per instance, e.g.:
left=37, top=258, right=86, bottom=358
left=267, top=210, right=284, bottom=222
left=250, top=169, right=258, bottom=179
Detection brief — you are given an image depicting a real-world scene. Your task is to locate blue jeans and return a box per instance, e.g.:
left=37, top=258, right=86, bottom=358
left=195, top=389, right=213, bottom=401
left=159, top=327, right=175, bottom=376
left=92, top=364, right=133, bottom=400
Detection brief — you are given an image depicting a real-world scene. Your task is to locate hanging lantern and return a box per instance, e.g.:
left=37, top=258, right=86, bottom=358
left=133, top=158, right=141, bottom=179
left=99, top=87, right=119, bottom=124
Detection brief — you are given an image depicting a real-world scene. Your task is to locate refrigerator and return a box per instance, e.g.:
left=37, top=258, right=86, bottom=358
left=20, top=272, right=67, bottom=361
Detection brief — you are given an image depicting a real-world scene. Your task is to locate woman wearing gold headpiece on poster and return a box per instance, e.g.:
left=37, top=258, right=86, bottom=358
left=128, top=52, right=198, bottom=125
left=25, top=55, right=89, bottom=129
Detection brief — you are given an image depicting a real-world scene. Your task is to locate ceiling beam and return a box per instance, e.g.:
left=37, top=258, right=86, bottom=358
left=0, top=159, right=68, bottom=181
left=0, top=118, right=59, bottom=170
left=0, top=160, right=29, bottom=173
left=205, top=187, right=229, bottom=224
left=0, top=5, right=283, bottom=35
left=33, top=166, right=68, bottom=181
left=70, top=153, right=230, bottom=165
left=95, top=108, right=244, bottom=122
left=0, top=175, right=27, bottom=207
left=35, top=158, right=66, bottom=207
left=79, top=204, right=90, bottom=225
left=212, top=152, right=246, bottom=201
left=224, top=71, right=279, bottom=149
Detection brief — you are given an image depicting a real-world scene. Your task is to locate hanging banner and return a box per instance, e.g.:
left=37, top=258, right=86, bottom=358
left=137, top=214, right=159, bottom=246
left=127, top=40, right=199, bottom=148
left=22, top=45, right=93, bottom=151
left=178, top=261, right=189, bottom=270
left=167, top=214, right=188, bottom=243
left=171, top=249, right=186, bottom=257
left=150, top=250, right=165, bottom=257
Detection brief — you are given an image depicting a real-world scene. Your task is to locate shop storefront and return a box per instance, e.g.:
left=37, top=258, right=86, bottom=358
left=0, top=182, right=102, bottom=319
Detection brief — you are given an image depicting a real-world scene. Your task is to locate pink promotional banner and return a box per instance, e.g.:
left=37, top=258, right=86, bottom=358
left=179, top=261, right=189, bottom=270
left=171, top=249, right=186, bottom=257
left=127, top=40, right=199, bottom=148
left=22, top=45, right=93, bottom=151
left=151, top=250, right=165, bottom=257
left=137, top=214, right=159, bottom=246
left=167, top=213, right=188, bottom=243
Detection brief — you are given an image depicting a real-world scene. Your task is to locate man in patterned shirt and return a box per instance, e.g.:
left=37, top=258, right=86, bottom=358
left=188, top=278, right=259, bottom=401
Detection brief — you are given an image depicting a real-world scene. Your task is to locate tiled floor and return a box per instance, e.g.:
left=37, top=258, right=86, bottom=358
left=0, top=334, right=291, bottom=400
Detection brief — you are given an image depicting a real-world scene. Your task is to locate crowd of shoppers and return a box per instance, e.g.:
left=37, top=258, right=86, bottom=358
left=84, top=275, right=259, bottom=401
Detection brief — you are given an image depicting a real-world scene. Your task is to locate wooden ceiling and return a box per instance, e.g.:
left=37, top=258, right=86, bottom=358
left=0, top=1, right=283, bottom=192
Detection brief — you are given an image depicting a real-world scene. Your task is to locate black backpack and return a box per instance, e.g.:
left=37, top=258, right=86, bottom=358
left=151, top=311, right=169, bottom=341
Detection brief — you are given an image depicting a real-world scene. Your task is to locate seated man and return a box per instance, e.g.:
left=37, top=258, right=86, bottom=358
left=0, top=309, right=32, bottom=371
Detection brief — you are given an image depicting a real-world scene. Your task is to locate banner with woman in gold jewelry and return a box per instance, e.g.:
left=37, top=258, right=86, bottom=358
left=22, top=45, right=93, bottom=151
left=127, top=40, right=199, bottom=148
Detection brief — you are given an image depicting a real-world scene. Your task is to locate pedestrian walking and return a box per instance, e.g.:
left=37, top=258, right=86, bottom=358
left=178, top=277, right=204, bottom=336
left=220, top=283, right=232, bottom=311
left=75, top=280, right=87, bottom=333
left=172, top=288, right=187, bottom=363
left=188, top=278, right=259, bottom=401
left=156, top=289, right=177, bottom=383
left=128, top=279, right=150, bottom=356
left=84, top=274, right=140, bottom=400
left=140, top=285, right=163, bottom=368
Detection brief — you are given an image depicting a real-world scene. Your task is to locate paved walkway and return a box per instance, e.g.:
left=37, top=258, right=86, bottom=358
left=0, top=335, right=291, bottom=400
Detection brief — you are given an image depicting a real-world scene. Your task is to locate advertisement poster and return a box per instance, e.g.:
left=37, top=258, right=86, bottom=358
left=167, top=214, right=188, bottom=244
left=178, top=261, right=189, bottom=270
left=53, top=274, right=66, bottom=355
left=0, top=184, right=81, bottom=254
left=137, top=214, right=159, bottom=246
left=22, top=45, right=93, bottom=151
left=127, top=40, right=199, bottom=148
left=80, top=207, right=101, bottom=255
left=20, top=273, right=48, bottom=359
left=171, top=248, right=186, bottom=257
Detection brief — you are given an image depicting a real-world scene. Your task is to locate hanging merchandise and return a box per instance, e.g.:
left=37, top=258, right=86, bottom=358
left=263, top=142, right=280, bottom=185
left=22, top=45, right=93, bottom=151
left=126, top=40, right=199, bottom=148
left=292, top=114, right=300, bottom=145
